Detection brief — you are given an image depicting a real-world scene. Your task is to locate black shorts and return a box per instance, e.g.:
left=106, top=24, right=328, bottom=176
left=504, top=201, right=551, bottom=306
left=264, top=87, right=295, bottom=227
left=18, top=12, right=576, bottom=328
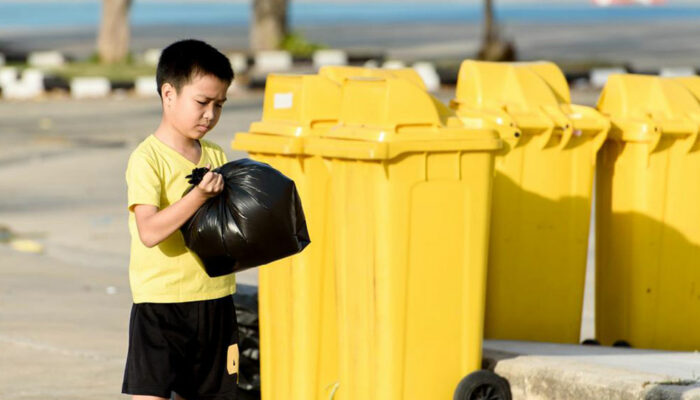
left=122, top=295, right=239, bottom=400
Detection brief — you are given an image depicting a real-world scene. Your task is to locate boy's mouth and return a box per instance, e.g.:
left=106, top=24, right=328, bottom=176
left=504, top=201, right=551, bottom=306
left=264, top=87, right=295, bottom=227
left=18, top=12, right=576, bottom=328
left=196, top=125, right=210, bottom=133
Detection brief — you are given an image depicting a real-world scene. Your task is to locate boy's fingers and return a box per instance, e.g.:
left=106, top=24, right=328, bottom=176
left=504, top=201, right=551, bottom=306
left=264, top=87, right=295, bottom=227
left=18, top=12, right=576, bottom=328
left=207, top=169, right=220, bottom=179
left=212, top=175, right=222, bottom=190
left=199, top=172, right=216, bottom=188
left=196, top=166, right=223, bottom=193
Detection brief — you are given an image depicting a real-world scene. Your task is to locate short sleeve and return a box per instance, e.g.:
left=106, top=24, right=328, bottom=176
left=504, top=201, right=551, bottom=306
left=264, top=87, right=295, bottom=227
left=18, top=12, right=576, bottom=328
left=126, top=150, right=162, bottom=211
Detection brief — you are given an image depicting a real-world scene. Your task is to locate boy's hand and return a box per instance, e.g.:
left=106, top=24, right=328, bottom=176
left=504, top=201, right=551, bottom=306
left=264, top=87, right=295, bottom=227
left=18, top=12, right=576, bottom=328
left=195, top=164, right=224, bottom=199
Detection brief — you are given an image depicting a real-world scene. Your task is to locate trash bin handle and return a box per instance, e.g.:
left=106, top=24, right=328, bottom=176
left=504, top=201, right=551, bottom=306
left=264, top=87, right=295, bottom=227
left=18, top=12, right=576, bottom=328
left=310, top=119, right=339, bottom=129
left=484, top=108, right=524, bottom=144
left=450, top=104, right=523, bottom=145
left=683, top=130, right=700, bottom=153
left=559, top=126, right=575, bottom=150
left=645, top=118, right=699, bottom=154
left=580, top=108, right=612, bottom=157
left=607, top=117, right=663, bottom=153
left=591, top=123, right=611, bottom=160
left=539, top=105, right=574, bottom=150
left=681, top=112, right=700, bottom=153
left=645, top=118, right=664, bottom=155
left=396, top=122, right=441, bottom=132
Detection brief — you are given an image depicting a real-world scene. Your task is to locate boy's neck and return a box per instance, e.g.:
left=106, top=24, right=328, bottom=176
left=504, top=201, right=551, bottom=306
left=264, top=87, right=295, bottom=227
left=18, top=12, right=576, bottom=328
left=154, top=122, right=200, bottom=153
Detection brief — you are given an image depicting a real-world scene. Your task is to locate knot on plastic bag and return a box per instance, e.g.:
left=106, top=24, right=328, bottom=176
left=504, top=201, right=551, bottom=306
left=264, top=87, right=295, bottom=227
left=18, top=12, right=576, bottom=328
left=186, top=167, right=210, bottom=185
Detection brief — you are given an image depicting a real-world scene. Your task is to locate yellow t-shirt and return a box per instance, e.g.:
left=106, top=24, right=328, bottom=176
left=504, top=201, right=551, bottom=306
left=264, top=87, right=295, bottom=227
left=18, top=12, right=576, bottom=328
left=126, top=134, right=236, bottom=303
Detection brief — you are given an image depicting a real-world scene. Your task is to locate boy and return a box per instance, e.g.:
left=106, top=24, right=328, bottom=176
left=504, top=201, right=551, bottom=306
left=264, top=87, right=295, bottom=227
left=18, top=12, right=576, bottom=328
left=122, top=39, right=238, bottom=400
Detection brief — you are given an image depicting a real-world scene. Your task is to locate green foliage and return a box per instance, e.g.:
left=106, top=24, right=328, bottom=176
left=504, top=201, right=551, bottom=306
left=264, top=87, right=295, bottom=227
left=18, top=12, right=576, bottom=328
left=279, top=31, right=326, bottom=57
left=89, top=51, right=135, bottom=65
left=86, top=52, right=101, bottom=64
left=48, top=59, right=155, bottom=81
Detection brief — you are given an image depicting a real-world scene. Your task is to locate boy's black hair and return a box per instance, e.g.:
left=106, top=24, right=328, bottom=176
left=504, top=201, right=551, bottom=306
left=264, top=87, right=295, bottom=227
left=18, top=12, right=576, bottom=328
left=156, top=39, right=234, bottom=97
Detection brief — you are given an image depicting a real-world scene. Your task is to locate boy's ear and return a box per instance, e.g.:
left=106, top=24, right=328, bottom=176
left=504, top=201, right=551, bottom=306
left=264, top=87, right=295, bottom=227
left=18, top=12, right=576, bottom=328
left=162, top=82, right=176, bottom=106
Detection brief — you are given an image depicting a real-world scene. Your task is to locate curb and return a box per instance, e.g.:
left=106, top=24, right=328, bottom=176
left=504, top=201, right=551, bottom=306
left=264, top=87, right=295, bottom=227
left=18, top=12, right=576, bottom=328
left=484, top=341, right=700, bottom=400
left=0, top=50, right=698, bottom=100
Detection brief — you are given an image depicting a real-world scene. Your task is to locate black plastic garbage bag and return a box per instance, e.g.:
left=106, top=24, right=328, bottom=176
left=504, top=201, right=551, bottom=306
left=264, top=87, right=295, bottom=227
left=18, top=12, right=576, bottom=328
left=181, top=158, right=310, bottom=277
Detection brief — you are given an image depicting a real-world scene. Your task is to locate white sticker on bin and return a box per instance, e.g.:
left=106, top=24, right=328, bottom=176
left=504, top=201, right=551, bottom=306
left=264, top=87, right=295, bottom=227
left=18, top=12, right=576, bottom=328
left=274, top=92, right=293, bottom=109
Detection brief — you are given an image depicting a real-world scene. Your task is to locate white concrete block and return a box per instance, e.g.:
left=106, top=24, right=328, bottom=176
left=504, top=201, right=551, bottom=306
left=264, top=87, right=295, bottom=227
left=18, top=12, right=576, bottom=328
left=254, top=51, right=292, bottom=73
left=1, top=68, right=43, bottom=99
left=70, top=77, right=111, bottom=99
left=2, top=80, right=43, bottom=99
left=0, top=67, right=18, bottom=87
left=313, top=49, right=348, bottom=69
left=135, top=76, right=158, bottom=97
left=659, top=67, right=696, bottom=77
left=21, top=69, right=45, bottom=91
left=228, top=53, right=248, bottom=74
left=363, top=59, right=380, bottom=68
left=27, top=51, right=65, bottom=68
left=382, top=60, right=406, bottom=70
left=143, top=48, right=162, bottom=66
left=590, top=67, right=627, bottom=88
left=412, top=62, right=441, bottom=92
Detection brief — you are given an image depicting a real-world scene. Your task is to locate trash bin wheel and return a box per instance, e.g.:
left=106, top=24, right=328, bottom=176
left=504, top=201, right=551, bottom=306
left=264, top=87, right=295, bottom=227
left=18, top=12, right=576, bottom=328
left=454, top=370, right=512, bottom=400
left=581, top=338, right=601, bottom=345
left=613, top=340, right=631, bottom=348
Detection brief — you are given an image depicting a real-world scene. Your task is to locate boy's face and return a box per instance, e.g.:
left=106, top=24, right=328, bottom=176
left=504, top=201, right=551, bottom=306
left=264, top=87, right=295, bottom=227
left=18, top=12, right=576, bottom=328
left=163, top=73, right=229, bottom=140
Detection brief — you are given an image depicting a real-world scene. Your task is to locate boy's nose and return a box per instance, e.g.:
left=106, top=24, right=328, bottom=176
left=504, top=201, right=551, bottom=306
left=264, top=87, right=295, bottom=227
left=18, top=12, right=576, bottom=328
left=203, top=104, right=215, bottom=121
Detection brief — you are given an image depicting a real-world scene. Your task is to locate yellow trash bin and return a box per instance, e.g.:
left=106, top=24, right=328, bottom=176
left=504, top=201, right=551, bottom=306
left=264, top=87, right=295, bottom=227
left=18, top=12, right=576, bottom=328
left=596, top=74, right=700, bottom=351
left=305, top=76, right=505, bottom=400
left=451, top=60, right=610, bottom=343
left=232, top=74, right=342, bottom=400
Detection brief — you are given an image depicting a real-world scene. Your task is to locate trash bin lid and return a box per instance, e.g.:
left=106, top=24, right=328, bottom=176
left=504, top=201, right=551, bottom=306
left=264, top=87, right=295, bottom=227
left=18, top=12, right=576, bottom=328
left=233, top=74, right=341, bottom=155
left=451, top=60, right=609, bottom=145
left=304, top=76, right=501, bottom=161
left=597, top=74, right=700, bottom=144
left=453, top=60, right=570, bottom=110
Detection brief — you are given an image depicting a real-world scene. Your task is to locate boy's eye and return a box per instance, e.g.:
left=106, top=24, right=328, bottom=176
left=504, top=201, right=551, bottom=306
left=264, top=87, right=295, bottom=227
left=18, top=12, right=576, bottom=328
left=215, top=103, right=223, bottom=109
left=196, top=100, right=207, bottom=105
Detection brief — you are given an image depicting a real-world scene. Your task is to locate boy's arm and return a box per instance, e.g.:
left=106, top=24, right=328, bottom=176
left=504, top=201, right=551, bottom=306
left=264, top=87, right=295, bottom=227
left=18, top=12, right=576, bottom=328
left=134, top=167, right=223, bottom=248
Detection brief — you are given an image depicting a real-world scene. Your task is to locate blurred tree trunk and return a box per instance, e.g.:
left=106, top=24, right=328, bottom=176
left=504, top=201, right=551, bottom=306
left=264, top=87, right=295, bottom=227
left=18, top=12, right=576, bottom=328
left=478, top=0, right=516, bottom=61
left=97, top=0, right=132, bottom=64
left=250, top=0, right=289, bottom=51
left=483, top=0, right=496, bottom=45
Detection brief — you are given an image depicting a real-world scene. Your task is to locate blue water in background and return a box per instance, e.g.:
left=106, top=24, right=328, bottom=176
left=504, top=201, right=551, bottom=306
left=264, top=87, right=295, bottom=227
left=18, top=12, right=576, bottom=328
left=1, top=1, right=700, bottom=29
